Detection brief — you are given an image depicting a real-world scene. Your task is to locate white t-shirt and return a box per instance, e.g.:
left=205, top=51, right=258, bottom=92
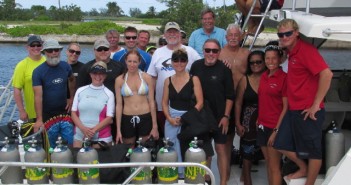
left=110, top=47, right=125, bottom=59
left=147, top=45, right=201, bottom=111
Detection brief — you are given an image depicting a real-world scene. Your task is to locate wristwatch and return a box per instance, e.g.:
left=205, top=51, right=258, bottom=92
left=273, top=128, right=279, bottom=133
left=223, top=115, right=230, bottom=119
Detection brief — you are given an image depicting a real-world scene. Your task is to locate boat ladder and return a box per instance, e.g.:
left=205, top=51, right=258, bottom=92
left=240, top=0, right=274, bottom=50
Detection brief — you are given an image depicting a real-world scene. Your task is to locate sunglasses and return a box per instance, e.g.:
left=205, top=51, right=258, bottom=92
left=30, top=44, right=42, bottom=48
left=172, top=57, right=187, bottom=63
left=250, top=60, right=263, bottom=65
left=96, top=47, right=109, bottom=52
left=204, top=48, right=219, bottom=54
left=68, top=49, right=81, bottom=55
left=277, top=30, right=294, bottom=38
left=125, top=36, right=137, bottom=40
left=45, top=48, right=61, bottom=53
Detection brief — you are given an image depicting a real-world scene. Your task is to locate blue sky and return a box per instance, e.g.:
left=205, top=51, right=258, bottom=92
left=16, top=0, right=234, bottom=15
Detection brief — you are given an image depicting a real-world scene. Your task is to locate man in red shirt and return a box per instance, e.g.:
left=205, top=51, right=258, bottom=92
left=274, top=19, right=333, bottom=185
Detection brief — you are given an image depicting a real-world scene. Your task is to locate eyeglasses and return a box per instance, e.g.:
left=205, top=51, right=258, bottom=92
left=96, top=47, right=109, bottom=52
left=204, top=48, right=219, bottom=54
left=172, top=57, right=187, bottom=63
left=277, top=30, right=294, bottom=38
left=125, top=36, right=137, bottom=40
left=30, top=44, right=42, bottom=48
left=249, top=60, right=263, bottom=65
left=68, top=49, right=81, bottom=55
left=45, top=48, right=61, bottom=53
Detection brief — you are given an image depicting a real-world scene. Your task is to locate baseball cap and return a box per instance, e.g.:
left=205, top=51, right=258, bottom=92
left=94, top=38, right=110, bottom=49
left=41, top=39, right=63, bottom=51
left=27, top=35, right=42, bottom=45
left=164, top=22, right=180, bottom=32
left=146, top=46, right=157, bottom=53
left=90, top=61, right=107, bottom=74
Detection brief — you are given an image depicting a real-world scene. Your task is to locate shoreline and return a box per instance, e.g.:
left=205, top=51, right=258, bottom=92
left=0, top=33, right=349, bottom=48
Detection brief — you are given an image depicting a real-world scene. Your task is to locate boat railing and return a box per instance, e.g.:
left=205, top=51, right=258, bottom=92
left=0, top=79, right=17, bottom=124
left=0, top=161, right=216, bottom=185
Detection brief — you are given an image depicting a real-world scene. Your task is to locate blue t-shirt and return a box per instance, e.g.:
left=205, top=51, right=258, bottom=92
left=112, top=48, right=151, bottom=72
left=32, top=61, right=72, bottom=115
left=189, top=26, right=227, bottom=57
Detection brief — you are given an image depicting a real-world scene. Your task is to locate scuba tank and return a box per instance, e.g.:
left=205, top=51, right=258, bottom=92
left=24, top=136, right=48, bottom=184
left=184, top=137, right=206, bottom=184
left=129, top=138, right=152, bottom=184
left=157, top=137, right=178, bottom=184
left=77, top=138, right=99, bottom=184
left=0, top=137, right=23, bottom=184
left=50, top=136, right=74, bottom=184
left=326, top=121, right=345, bottom=170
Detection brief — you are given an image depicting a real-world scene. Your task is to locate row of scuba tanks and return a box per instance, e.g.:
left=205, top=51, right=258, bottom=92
left=0, top=136, right=207, bottom=184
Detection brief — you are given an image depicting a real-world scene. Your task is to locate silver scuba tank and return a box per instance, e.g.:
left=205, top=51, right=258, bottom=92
left=24, top=136, right=49, bottom=184
left=130, top=138, right=152, bottom=184
left=326, top=121, right=345, bottom=170
left=184, top=137, right=206, bottom=184
left=50, top=136, right=74, bottom=184
left=157, top=137, right=178, bottom=184
left=0, top=137, right=23, bottom=184
left=77, top=138, right=99, bottom=184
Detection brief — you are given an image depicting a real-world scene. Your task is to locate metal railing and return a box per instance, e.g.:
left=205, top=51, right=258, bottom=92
left=0, top=161, right=216, bottom=185
left=0, top=79, right=17, bottom=124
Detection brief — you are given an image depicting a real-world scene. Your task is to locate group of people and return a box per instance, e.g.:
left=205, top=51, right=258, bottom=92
left=12, top=6, right=332, bottom=185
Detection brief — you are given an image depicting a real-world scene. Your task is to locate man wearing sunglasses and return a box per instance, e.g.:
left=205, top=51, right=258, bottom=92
left=12, top=35, right=46, bottom=123
left=190, top=39, right=234, bottom=185
left=189, top=8, right=227, bottom=57
left=77, top=38, right=125, bottom=140
left=274, top=19, right=333, bottom=185
left=32, top=39, right=76, bottom=147
left=112, top=26, right=151, bottom=72
left=66, top=43, right=84, bottom=83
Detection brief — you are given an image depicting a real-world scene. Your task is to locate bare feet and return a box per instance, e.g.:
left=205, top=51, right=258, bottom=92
left=286, top=169, right=307, bottom=179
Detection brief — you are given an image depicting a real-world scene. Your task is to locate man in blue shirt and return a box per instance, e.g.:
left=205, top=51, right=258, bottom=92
left=112, top=26, right=151, bottom=71
left=32, top=39, right=75, bottom=147
left=189, top=8, right=227, bottom=57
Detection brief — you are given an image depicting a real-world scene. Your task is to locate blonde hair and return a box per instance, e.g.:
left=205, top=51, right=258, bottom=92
left=277, top=19, right=299, bottom=31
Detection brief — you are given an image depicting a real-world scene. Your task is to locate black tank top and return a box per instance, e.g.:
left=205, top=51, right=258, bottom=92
left=243, top=75, right=258, bottom=106
left=169, top=76, right=193, bottom=111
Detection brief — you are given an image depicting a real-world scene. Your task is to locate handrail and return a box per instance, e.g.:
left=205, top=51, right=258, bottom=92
left=0, top=78, right=17, bottom=124
left=0, top=161, right=216, bottom=185
left=323, top=29, right=351, bottom=37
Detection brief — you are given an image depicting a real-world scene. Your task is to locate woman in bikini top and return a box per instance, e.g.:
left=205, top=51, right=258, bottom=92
left=115, top=50, right=159, bottom=145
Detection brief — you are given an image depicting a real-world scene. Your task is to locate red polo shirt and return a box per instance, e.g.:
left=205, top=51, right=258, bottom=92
left=287, top=39, right=329, bottom=110
left=258, top=69, right=287, bottom=128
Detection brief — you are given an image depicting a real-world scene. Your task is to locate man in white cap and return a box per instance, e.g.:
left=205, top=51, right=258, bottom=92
left=32, top=38, right=75, bottom=148
left=77, top=38, right=125, bottom=94
left=12, top=35, right=46, bottom=122
left=146, top=22, right=200, bottom=177
left=77, top=38, right=125, bottom=140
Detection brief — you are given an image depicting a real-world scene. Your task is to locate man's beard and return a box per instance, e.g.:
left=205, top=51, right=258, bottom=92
left=46, top=56, right=60, bottom=66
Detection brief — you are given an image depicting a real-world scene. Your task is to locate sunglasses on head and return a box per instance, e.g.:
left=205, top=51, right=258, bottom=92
left=204, top=48, right=219, bottom=54
left=172, top=57, right=187, bottom=63
left=277, top=30, right=294, bottom=38
left=249, top=60, right=263, bottom=65
left=125, top=36, right=137, bottom=40
left=96, top=47, right=109, bottom=52
left=30, top=44, right=42, bottom=48
left=68, top=49, right=81, bottom=55
left=45, top=48, right=61, bottom=53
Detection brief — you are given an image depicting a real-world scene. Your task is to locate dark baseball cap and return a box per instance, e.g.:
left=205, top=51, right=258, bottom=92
left=27, top=35, right=42, bottom=45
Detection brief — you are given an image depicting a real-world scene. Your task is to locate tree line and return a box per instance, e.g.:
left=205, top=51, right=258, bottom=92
left=0, top=0, right=238, bottom=36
